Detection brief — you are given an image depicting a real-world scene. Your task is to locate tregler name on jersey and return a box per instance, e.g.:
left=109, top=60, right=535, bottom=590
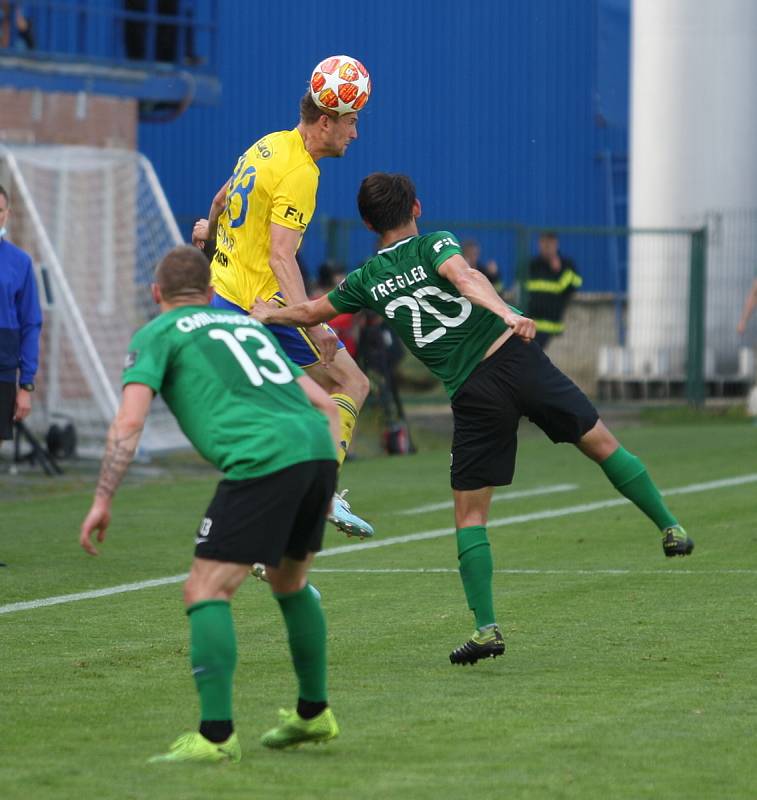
left=328, top=232, right=508, bottom=397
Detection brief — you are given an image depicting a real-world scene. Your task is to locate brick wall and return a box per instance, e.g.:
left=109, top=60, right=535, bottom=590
left=0, top=89, right=136, bottom=149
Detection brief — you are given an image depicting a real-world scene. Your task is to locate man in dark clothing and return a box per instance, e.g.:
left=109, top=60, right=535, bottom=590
left=525, top=232, right=582, bottom=349
left=0, top=184, right=42, bottom=445
left=462, top=239, right=503, bottom=295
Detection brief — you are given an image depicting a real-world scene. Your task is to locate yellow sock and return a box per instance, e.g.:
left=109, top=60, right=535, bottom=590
left=330, top=393, right=359, bottom=466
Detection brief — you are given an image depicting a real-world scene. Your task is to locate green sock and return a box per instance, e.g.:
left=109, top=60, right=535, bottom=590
left=456, top=526, right=496, bottom=628
left=600, top=447, right=678, bottom=530
left=275, top=584, right=328, bottom=703
left=187, top=599, right=237, bottom=722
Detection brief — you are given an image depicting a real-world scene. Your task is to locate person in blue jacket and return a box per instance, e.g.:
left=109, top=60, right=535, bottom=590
left=0, top=184, right=42, bottom=447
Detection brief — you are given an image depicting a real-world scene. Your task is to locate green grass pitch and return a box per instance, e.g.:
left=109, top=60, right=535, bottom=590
left=2, top=422, right=756, bottom=799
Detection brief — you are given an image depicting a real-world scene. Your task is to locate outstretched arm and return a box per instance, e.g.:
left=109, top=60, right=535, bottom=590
left=438, top=254, right=536, bottom=341
left=79, top=383, right=153, bottom=555
left=251, top=291, right=338, bottom=328
left=268, top=223, right=338, bottom=365
left=737, top=278, right=757, bottom=335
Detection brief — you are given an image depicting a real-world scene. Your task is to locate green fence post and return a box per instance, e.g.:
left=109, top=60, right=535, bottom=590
left=686, top=228, right=707, bottom=406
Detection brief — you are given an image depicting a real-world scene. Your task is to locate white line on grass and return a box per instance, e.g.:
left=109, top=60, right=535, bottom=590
left=309, top=567, right=757, bottom=576
left=2, top=472, right=756, bottom=616
left=0, top=574, right=189, bottom=615
left=396, top=483, right=578, bottom=515
left=318, top=472, right=757, bottom=557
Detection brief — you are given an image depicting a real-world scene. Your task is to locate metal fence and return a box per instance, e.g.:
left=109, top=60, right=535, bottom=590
left=0, top=0, right=219, bottom=72
left=322, top=215, right=757, bottom=406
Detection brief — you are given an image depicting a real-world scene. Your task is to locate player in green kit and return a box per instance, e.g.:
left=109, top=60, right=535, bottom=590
left=252, top=173, right=694, bottom=666
left=80, top=246, right=341, bottom=763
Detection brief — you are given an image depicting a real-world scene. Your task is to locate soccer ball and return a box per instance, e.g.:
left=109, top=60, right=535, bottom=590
left=309, top=55, right=371, bottom=115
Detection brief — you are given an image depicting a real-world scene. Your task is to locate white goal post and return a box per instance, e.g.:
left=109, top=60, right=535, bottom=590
left=0, top=144, right=188, bottom=455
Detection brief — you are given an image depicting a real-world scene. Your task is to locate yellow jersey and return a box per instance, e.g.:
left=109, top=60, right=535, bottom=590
left=211, top=128, right=320, bottom=310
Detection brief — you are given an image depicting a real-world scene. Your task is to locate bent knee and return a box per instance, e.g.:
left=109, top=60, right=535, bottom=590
left=353, top=370, right=370, bottom=405
left=267, top=574, right=309, bottom=595
left=578, top=419, right=619, bottom=462
left=183, top=578, right=203, bottom=608
left=336, top=365, right=369, bottom=406
left=455, top=512, right=489, bottom=529
left=183, top=576, right=232, bottom=607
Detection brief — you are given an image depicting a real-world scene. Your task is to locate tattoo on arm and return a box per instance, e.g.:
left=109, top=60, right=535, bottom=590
left=95, top=423, right=143, bottom=499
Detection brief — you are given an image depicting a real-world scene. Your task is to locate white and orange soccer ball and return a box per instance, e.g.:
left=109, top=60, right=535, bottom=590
left=309, top=55, right=371, bottom=115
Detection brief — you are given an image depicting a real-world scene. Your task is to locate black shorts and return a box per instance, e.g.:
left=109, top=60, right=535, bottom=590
left=0, top=382, right=15, bottom=440
left=450, top=336, right=599, bottom=491
left=194, top=459, right=338, bottom=565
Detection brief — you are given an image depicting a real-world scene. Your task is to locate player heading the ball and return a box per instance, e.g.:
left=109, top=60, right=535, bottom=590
left=192, top=55, right=374, bottom=541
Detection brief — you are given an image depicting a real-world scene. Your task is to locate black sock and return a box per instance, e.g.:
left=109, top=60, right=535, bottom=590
left=199, top=720, right=233, bottom=743
left=297, top=698, right=328, bottom=720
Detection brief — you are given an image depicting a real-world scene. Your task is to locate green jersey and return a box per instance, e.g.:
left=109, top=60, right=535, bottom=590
left=122, top=306, right=336, bottom=479
left=328, top=232, right=508, bottom=397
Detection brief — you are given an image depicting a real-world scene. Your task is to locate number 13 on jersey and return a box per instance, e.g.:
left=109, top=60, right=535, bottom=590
left=209, top=326, right=293, bottom=386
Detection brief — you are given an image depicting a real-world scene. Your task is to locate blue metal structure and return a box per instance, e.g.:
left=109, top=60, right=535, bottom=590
left=139, top=0, right=630, bottom=290
left=3, top=0, right=628, bottom=289
left=0, top=0, right=220, bottom=105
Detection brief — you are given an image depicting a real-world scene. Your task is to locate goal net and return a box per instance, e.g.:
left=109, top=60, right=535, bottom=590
left=0, top=144, right=188, bottom=456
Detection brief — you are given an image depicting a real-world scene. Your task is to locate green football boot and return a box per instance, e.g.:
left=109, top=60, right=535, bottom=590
left=261, top=707, right=339, bottom=749
left=148, top=731, right=241, bottom=764
left=449, top=624, right=506, bottom=665
left=662, top=525, right=694, bottom=557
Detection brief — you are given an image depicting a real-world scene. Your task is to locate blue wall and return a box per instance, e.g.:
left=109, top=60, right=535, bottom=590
left=139, top=0, right=629, bottom=290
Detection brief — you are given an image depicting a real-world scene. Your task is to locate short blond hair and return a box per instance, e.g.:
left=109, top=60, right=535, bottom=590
left=154, top=245, right=210, bottom=300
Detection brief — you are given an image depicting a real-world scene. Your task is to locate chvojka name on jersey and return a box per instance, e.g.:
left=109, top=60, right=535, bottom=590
left=174, top=311, right=263, bottom=334
left=368, top=265, right=429, bottom=302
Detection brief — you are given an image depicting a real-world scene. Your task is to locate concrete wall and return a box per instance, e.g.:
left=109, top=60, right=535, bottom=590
left=543, top=294, right=619, bottom=397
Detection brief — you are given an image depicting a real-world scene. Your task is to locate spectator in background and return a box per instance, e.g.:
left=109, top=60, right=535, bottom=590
left=312, top=259, right=346, bottom=299
left=0, top=1, right=34, bottom=50
left=462, top=239, right=503, bottom=295
left=124, top=0, right=148, bottom=60
left=0, top=185, right=42, bottom=450
left=525, top=231, right=582, bottom=349
left=738, top=275, right=757, bottom=419
left=312, top=261, right=359, bottom=358
left=124, top=0, right=198, bottom=64
left=736, top=276, right=757, bottom=335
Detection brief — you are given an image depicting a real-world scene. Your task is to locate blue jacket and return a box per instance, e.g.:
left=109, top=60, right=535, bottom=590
left=0, top=238, right=43, bottom=385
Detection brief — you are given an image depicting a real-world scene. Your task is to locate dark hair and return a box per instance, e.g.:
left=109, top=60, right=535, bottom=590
left=539, top=231, right=558, bottom=242
left=357, top=173, right=416, bottom=234
left=0, top=185, right=8, bottom=205
left=299, top=91, right=337, bottom=124
left=154, top=245, right=210, bottom=300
